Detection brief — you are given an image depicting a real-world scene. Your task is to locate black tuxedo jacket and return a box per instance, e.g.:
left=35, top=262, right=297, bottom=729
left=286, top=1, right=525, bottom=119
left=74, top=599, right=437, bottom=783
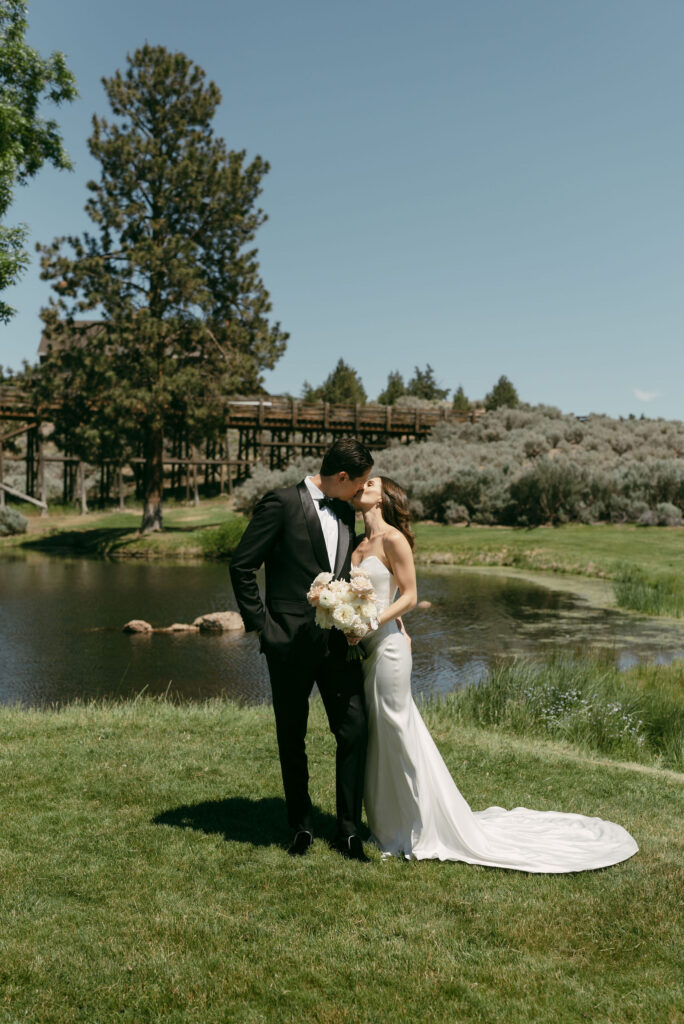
left=229, top=481, right=357, bottom=665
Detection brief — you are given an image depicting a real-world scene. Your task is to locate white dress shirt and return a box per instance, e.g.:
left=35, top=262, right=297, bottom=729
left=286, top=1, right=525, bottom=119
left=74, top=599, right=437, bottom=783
left=305, top=476, right=339, bottom=571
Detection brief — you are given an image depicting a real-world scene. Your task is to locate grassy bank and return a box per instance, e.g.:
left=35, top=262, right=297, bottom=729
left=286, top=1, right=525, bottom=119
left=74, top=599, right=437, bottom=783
left=0, top=696, right=681, bottom=1024
left=0, top=500, right=242, bottom=559
left=444, top=654, right=684, bottom=770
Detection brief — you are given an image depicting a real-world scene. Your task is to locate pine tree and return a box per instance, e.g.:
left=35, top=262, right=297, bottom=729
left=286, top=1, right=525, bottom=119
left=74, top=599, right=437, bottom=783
left=406, top=364, right=450, bottom=401
left=484, top=375, right=519, bottom=410
left=33, top=45, right=287, bottom=532
left=452, top=384, right=471, bottom=412
left=0, top=0, right=76, bottom=321
left=377, top=370, right=405, bottom=405
left=302, top=358, right=366, bottom=405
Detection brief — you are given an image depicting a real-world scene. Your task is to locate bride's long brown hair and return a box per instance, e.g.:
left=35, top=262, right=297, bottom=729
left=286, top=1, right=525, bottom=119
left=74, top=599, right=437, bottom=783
left=379, top=476, right=415, bottom=550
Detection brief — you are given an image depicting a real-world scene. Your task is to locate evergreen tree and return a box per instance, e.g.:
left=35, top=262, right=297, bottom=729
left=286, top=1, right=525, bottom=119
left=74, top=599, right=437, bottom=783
left=377, top=370, right=405, bottom=405
left=33, top=45, right=287, bottom=532
left=452, top=384, right=471, bottom=412
left=406, top=363, right=450, bottom=401
left=302, top=358, right=367, bottom=404
left=0, top=0, right=76, bottom=322
left=484, top=375, right=519, bottom=410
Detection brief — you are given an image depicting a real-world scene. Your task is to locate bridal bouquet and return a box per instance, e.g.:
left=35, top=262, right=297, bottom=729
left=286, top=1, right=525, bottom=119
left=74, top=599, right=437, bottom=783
left=307, top=568, right=379, bottom=660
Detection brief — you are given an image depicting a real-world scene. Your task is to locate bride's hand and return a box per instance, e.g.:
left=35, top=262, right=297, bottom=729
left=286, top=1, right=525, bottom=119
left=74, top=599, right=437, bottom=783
left=346, top=635, right=363, bottom=646
left=396, top=616, right=412, bottom=651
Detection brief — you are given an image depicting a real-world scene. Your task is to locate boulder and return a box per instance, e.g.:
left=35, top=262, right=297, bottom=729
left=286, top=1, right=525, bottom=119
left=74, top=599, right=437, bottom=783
left=123, top=619, right=153, bottom=633
left=161, top=623, right=198, bottom=633
left=193, top=611, right=245, bottom=633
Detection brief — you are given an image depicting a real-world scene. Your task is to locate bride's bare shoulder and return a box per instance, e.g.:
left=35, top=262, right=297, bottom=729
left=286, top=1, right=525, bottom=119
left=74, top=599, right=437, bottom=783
left=382, top=527, right=412, bottom=557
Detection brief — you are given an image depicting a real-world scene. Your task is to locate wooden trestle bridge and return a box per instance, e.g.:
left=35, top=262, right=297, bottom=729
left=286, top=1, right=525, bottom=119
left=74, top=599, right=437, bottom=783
left=0, top=386, right=481, bottom=511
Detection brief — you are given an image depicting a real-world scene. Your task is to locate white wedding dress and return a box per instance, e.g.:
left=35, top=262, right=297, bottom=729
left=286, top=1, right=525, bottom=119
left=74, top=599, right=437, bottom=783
left=359, top=556, right=639, bottom=872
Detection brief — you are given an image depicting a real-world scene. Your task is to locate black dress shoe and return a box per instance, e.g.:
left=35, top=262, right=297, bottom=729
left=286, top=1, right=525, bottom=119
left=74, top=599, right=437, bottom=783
left=287, top=830, right=313, bottom=857
left=333, top=835, right=370, bottom=863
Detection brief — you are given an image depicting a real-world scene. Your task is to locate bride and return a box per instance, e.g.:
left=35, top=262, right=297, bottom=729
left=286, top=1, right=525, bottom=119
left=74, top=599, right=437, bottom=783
left=351, top=475, right=638, bottom=872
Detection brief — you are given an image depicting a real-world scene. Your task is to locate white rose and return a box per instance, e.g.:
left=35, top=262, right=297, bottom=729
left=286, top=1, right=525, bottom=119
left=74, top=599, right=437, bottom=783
left=312, top=571, right=334, bottom=587
left=350, top=572, right=374, bottom=596
left=355, top=597, right=377, bottom=620
left=315, top=606, right=334, bottom=629
left=318, top=588, right=336, bottom=609
left=332, top=603, right=356, bottom=629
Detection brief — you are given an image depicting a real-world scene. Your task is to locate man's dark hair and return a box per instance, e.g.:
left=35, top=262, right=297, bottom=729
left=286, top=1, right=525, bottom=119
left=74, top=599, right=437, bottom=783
left=320, top=437, right=373, bottom=479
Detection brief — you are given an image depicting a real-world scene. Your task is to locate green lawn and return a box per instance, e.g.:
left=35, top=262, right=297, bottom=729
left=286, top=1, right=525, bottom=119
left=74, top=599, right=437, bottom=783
left=413, top=521, right=684, bottom=578
left=1, top=500, right=238, bottom=559
left=0, top=697, right=681, bottom=1024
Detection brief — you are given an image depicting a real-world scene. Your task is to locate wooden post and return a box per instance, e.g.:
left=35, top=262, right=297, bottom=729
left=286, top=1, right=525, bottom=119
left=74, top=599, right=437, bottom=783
left=37, top=427, right=48, bottom=517
left=192, top=445, right=200, bottom=506
left=225, top=430, right=233, bottom=496
left=77, top=461, right=88, bottom=515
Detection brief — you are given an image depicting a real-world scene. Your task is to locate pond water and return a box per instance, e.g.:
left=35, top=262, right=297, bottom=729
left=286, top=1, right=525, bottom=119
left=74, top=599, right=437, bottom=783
left=1, top=555, right=683, bottom=708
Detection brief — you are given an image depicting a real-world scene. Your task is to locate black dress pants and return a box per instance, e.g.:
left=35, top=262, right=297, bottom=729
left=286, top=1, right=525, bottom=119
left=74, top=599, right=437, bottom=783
left=267, top=650, right=367, bottom=839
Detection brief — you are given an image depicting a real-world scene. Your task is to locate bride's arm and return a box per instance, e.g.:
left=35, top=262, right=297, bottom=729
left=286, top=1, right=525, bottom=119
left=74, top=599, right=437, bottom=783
left=378, top=532, right=417, bottom=626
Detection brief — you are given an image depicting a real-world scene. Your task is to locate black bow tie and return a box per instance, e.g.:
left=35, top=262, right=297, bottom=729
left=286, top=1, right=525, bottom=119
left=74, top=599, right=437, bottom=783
left=317, top=496, right=336, bottom=512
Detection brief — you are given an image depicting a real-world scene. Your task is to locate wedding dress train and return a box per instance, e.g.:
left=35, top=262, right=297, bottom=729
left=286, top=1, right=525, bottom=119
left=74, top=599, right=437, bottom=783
left=359, top=556, right=638, bottom=872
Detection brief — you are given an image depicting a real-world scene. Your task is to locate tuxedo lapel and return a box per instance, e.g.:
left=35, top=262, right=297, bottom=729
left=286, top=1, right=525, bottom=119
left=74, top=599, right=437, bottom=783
left=297, top=480, right=332, bottom=572
left=333, top=504, right=351, bottom=578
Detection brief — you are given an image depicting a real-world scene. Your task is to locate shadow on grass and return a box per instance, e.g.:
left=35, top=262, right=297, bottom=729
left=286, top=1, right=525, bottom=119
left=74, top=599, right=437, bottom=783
left=21, top=528, right=138, bottom=557
left=18, top=522, right=222, bottom=558
left=153, top=797, right=339, bottom=848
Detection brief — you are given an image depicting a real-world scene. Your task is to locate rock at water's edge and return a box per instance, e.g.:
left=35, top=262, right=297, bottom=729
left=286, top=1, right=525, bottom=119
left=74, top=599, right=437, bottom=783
left=123, top=619, right=153, bottom=633
left=193, top=611, right=245, bottom=633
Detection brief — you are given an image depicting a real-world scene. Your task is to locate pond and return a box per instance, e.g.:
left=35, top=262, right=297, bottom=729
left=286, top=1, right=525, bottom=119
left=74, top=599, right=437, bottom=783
left=1, top=555, right=683, bottom=708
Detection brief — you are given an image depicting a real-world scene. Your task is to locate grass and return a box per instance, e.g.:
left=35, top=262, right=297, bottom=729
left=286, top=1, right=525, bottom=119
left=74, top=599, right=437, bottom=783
left=441, top=654, right=684, bottom=771
left=614, top=565, right=684, bottom=618
left=413, top=521, right=684, bottom=578
left=0, top=695, right=682, bottom=1023
left=0, top=499, right=242, bottom=559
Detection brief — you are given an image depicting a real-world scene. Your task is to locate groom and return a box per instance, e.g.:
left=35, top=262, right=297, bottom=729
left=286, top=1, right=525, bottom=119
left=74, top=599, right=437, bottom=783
left=229, top=437, right=373, bottom=860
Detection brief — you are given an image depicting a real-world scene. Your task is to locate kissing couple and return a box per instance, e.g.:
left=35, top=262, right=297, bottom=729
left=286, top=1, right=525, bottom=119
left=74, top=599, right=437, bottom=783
left=230, top=438, right=638, bottom=871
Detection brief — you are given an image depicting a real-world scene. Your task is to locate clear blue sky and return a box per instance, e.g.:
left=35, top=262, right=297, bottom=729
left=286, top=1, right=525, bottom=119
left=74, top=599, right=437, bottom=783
left=2, top=0, right=683, bottom=419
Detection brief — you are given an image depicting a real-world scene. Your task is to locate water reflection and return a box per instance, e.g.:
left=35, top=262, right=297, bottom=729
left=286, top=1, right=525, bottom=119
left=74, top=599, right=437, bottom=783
left=1, top=556, right=683, bottom=707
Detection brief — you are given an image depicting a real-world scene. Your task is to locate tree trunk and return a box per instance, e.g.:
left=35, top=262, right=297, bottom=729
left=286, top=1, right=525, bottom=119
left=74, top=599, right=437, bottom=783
left=118, top=467, right=126, bottom=511
left=140, top=428, right=164, bottom=533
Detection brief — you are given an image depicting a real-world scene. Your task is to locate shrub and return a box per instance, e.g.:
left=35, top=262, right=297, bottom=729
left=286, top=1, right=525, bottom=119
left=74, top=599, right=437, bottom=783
left=655, top=502, right=683, bottom=526
left=233, top=458, right=319, bottom=516
left=0, top=506, right=28, bottom=535
left=231, top=405, right=684, bottom=526
left=443, top=502, right=470, bottom=524
left=199, top=515, right=248, bottom=559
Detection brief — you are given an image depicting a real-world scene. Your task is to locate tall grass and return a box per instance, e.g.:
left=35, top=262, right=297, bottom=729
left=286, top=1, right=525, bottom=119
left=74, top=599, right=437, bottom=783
left=439, top=654, right=684, bottom=770
left=613, top=564, right=684, bottom=617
